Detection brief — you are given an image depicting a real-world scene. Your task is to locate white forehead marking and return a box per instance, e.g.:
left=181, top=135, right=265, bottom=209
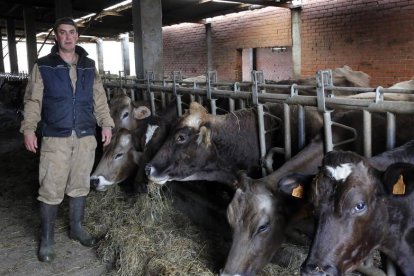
left=145, top=124, right=159, bottom=145
left=183, top=113, right=201, bottom=128
left=256, top=194, right=272, bottom=213
left=326, top=163, right=353, bottom=181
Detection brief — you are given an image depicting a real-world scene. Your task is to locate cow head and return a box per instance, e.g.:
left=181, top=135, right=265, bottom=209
left=146, top=102, right=221, bottom=184
left=301, top=151, right=387, bottom=276
left=91, top=128, right=142, bottom=191
left=222, top=171, right=313, bottom=276
left=109, top=93, right=151, bottom=130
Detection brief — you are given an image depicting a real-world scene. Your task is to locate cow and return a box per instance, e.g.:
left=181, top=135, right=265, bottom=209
left=266, top=65, right=371, bottom=96
left=91, top=128, right=142, bottom=192
left=145, top=101, right=324, bottom=185
left=299, top=151, right=414, bottom=276
left=91, top=100, right=176, bottom=193
left=221, top=140, right=414, bottom=276
left=109, top=92, right=152, bottom=131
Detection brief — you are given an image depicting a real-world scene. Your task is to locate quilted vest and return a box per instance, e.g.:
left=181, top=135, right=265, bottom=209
left=37, top=45, right=96, bottom=137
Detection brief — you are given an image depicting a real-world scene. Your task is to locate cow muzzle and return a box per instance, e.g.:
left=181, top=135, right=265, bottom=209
left=90, top=176, right=114, bottom=192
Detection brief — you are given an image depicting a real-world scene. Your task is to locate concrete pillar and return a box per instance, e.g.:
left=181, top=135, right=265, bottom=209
left=0, top=26, right=5, bottom=73
left=242, top=48, right=253, bottom=82
left=205, top=22, right=213, bottom=72
left=120, top=33, right=130, bottom=76
left=24, top=6, right=38, bottom=72
left=132, top=0, right=163, bottom=79
left=55, top=0, right=72, bottom=19
left=291, top=8, right=301, bottom=79
left=6, top=19, right=18, bottom=73
left=96, top=38, right=104, bottom=74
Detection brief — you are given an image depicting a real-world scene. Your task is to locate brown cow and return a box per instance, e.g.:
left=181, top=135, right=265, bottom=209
left=300, top=151, right=414, bottom=276
left=146, top=101, right=323, bottom=185
left=91, top=128, right=142, bottom=191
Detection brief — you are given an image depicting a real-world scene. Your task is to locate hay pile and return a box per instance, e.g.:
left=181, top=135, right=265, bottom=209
left=85, top=182, right=308, bottom=276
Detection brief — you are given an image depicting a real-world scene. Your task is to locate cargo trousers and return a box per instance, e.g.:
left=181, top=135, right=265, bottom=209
left=38, top=131, right=97, bottom=205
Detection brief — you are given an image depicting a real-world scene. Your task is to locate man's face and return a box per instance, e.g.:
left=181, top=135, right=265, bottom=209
left=55, top=23, right=78, bottom=52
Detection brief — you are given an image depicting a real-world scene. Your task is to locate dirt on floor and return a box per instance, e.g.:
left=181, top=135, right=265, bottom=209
left=0, top=122, right=110, bottom=276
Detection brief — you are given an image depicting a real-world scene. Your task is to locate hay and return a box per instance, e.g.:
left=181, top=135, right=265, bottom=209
left=86, top=182, right=227, bottom=275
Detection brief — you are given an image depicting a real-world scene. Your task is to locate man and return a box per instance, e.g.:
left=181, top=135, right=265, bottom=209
left=20, top=17, right=114, bottom=262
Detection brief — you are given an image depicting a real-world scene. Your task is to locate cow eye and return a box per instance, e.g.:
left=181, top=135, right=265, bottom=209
left=257, top=222, right=270, bottom=234
left=122, top=112, right=129, bottom=119
left=115, top=153, right=124, bottom=159
left=353, top=202, right=366, bottom=214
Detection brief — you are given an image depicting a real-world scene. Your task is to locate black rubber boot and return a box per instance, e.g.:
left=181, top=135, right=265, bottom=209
left=38, top=202, right=58, bottom=262
left=69, top=196, right=97, bottom=247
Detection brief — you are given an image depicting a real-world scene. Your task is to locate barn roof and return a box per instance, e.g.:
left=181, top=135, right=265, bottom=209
left=0, top=0, right=297, bottom=41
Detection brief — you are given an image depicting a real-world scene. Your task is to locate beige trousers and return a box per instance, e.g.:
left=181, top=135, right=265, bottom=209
left=38, top=132, right=97, bottom=205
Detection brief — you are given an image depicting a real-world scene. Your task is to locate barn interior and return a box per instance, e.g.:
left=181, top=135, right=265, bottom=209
left=1, top=0, right=414, bottom=276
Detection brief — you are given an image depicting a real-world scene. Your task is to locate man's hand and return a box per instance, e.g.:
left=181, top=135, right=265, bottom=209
left=24, top=132, right=38, bottom=153
left=101, top=127, right=112, bottom=147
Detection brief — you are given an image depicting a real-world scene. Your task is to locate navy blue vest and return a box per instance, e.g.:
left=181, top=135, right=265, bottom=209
left=37, top=46, right=97, bottom=137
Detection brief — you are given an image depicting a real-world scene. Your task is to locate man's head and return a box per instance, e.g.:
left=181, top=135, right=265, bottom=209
left=53, top=17, right=79, bottom=53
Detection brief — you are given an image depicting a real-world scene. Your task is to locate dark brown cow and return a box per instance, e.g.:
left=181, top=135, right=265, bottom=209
left=146, top=101, right=323, bottom=185
left=300, top=151, right=414, bottom=276
left=222, top=140, right=414, bottom=276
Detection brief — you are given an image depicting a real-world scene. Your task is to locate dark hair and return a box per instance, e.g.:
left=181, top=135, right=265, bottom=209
left=53, top=17, right=78, bottom=33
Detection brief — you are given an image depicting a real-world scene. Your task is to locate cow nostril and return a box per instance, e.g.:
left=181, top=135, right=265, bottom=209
left=145, top=164, right=152, bottom=176
left=90, top=178, right=100, bottom=189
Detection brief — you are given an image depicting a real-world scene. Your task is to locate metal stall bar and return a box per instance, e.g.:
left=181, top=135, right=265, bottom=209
left=252, top=70, right=267, bottom=176
left=146, top=71, right=156, bottom=115
left=207, top=71, right=217, bottom=115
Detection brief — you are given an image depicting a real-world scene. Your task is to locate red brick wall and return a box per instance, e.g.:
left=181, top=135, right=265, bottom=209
left=256, top=47, right=293, bottom=81
left=301, top=0, right=414, bottom=86
left=209, top=7, right=291, bottom=81
left=162, top=7, right=291, bottom=81
left=162, top=1, right=414, bottom=86
left=163, top=23, right=208, bottom=79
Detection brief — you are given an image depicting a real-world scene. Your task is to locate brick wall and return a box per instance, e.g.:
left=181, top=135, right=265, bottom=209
left=162, top=1, right=414, bottom=86
left=163, top=23, right=208, bottom=79
left=301, top=0, right=414, bottom=86
left=163, top=7, right=291, bottom=81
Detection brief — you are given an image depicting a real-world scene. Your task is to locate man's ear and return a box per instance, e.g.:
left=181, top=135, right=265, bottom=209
left=278, top=173, right=315, bottom=199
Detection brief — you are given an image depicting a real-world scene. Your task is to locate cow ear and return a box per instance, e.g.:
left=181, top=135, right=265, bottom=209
left=278, top=173, right=315, bottom=199
left=132, top=151, right=142, bottom=165
left=383, top=162, right=414, bottom=196
left=189, top=101, right=208, bottom=114
left=197, top=125, right=211, bottom=147
left=133, top=106, right=151, bottom=120
left=234, top=170, right=252, bottom=192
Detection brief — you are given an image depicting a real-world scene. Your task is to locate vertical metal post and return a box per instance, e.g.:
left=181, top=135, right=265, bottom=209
left=386, top=112, right=396, bottom=151
left=298, top=105, right=305, bottom=150
left=323, top=112, right=334, bottom=153
left=176, top=95, right=183, bottom=116
left=363, top=110, right=372, bottom=158
left=284, top=103, right=292, bottom=160
left=210, top=99, right=217, bottom=115
left=257, top=104, right=267, bottom=176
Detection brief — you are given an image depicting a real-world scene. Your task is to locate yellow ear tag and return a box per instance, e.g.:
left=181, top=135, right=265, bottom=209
left=292, top=184, right=304, bottom=198
left=392, top=175, right=406, bottom=195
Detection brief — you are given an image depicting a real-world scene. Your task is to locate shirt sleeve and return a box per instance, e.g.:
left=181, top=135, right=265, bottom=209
left=93, top=69, right=115, bottom=128
left=20, top=64, right=44, bottom=134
